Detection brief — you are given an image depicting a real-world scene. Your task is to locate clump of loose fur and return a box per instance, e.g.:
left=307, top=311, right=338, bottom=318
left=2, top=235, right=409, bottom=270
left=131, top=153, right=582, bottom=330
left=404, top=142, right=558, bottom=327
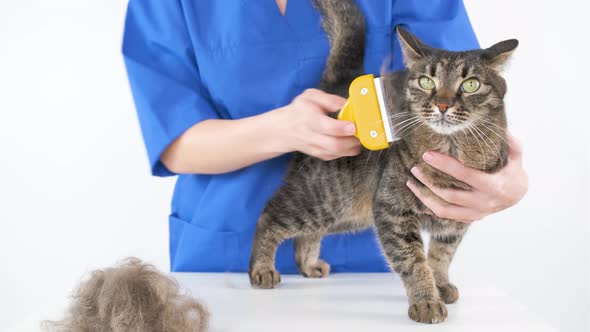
left=42, top=257, right=209, bottom=332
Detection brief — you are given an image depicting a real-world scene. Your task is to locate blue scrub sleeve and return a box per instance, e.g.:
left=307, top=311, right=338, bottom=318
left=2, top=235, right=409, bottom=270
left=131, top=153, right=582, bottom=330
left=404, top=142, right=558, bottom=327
left=122, top=0, right=220, bottom=177
left=392, top=0, right=480, bottom=70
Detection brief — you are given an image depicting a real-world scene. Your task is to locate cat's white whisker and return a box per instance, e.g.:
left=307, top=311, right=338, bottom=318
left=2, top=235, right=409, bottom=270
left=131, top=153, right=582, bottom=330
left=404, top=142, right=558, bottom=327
left=471, top=124, right=498, bottom=170
left=396, top=121, right=423, bottom=138
left=472, top=124, right=504, bottom=169
left=365, top=150, right=373, bottom=169
left=405, top=122, right=426, bottom=138
left=394, top=115, right=422, bottom=128
left=479, top=120, right=508, bottom=145
left=467, top=124, right=486, bottom=169
left=394, top=117, right=423, bottom=137
left=479, top=118, right=506, bottom=131
left=389, top=112, right=412, bottom=119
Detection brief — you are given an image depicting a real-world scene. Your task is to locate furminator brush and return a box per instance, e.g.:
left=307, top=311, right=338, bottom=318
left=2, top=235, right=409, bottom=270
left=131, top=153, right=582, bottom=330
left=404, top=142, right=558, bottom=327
left=337, top=74, right=398, bottom=150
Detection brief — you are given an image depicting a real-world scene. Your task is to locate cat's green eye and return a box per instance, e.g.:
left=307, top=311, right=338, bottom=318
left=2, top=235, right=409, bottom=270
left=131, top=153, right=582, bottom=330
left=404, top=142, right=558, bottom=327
left=461, top=78, right=480, bottom=93
left=418, top=76, right=435, bottom=90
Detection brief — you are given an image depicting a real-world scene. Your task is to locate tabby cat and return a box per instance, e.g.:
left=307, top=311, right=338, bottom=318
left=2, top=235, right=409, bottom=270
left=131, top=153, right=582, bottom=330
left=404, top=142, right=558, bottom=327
left=249, top=0, right=517, bottom=324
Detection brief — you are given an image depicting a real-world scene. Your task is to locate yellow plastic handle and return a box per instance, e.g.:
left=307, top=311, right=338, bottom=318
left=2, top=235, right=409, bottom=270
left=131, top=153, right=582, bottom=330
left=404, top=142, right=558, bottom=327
left=337, top=99, right=355, bottom=123
left=338, top=75, right=389, bottom=151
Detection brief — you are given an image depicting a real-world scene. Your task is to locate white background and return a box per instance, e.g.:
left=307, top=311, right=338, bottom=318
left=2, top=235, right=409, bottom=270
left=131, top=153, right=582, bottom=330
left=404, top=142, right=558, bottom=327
left=0, top=1, right=588, bottom=331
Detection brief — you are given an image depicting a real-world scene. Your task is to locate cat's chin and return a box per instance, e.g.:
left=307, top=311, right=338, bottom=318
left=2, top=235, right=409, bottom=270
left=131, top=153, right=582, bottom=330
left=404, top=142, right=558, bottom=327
left=426, top=119, right=468, bottom=136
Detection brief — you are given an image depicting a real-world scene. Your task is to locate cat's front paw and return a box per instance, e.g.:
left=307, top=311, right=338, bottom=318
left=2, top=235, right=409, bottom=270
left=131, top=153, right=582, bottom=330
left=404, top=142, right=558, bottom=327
left=438, top=283, right=459, bottom=304
left=408, top=300, right=448, bottom=324
left=249, top=265, right=281, bottom=289
left=299, top=259, right=331, bottom=278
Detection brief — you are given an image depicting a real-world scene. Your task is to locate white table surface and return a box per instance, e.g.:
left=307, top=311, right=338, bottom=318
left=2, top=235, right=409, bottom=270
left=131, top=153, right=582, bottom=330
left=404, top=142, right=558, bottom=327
left=172, top=273, right=558, bottom=332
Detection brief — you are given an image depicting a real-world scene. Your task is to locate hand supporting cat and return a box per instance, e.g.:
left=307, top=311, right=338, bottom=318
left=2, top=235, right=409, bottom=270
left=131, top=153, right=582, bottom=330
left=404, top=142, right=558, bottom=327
left=408, top=132, right=528, bottom=223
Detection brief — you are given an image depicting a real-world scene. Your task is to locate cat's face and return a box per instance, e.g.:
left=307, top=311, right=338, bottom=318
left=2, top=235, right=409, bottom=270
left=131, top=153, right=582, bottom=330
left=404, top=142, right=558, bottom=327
left=396, top=27, right=517, bottom=136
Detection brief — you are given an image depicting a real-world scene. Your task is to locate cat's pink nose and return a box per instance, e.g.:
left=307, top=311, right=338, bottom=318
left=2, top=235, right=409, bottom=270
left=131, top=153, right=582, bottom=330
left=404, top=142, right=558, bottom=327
left=437, top=104, right=449, bottom=113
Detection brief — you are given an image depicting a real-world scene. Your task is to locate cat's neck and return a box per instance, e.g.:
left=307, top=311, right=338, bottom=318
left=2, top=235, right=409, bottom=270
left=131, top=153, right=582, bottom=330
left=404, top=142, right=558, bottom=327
left=405, top=127, right=462, bottom=163
left=402, top=124, right=506, bottom=172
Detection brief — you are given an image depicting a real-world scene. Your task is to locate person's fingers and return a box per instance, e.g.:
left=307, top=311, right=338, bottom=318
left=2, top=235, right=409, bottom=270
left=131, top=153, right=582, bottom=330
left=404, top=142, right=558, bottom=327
left=410, top=166, right=490, bottom=210
left=295, top=96, right=355, bottom=137
left=319, top=154, right=340, bottom=161
left=422, top=151, right=486, bottom=189
left=303, top=144, right=339, bottom=161
left=314, top=116, right=356, bottom=137
left=338, top=136, right=362, bottom=152
left=294, top=97, right=324, bottom=116
left=506, top=131, right=523, bottom=163
left=299, top=88, right=346, bottom=113
left=341, top=139, right=362, bottom=156
left=406, top=180, right=481, bottom=224
left=316, top=136, right=361, bottom=156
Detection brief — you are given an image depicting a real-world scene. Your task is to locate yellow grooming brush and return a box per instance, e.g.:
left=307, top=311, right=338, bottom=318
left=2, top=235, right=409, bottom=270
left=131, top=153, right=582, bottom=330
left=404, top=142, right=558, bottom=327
left=338, top=74, right=397, bottom=150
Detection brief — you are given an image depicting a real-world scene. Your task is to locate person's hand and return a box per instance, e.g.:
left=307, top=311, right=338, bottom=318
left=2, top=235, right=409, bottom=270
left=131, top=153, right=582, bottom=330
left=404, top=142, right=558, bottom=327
left=406, top=133, right=528, bottom=223
left=275, top=88, right=361, bottom=160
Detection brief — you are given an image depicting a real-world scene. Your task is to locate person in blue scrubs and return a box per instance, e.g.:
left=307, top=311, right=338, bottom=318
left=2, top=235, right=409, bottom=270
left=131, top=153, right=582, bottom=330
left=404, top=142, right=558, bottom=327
left=122, top=1, right=528, bottom=273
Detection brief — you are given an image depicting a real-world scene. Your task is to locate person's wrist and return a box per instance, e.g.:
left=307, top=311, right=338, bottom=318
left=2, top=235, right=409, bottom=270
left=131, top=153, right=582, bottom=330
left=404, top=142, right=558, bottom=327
left=258, top=106, right=296, bottom=155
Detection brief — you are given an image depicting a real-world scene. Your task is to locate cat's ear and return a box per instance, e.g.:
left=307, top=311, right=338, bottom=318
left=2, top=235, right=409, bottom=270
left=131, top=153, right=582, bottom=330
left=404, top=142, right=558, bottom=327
left=396, top=26, right=432, bottom=65
left=482, top=39, right=519, bottom=70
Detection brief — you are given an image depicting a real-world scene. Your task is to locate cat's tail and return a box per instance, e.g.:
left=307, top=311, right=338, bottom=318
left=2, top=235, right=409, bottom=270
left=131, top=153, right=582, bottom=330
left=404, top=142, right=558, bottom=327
left=313, top=0, right=366, bottom=96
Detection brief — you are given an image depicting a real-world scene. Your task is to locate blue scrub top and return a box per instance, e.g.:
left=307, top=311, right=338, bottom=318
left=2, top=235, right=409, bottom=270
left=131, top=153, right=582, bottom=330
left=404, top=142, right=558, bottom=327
left=122, top=0, right=479, bottom=272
